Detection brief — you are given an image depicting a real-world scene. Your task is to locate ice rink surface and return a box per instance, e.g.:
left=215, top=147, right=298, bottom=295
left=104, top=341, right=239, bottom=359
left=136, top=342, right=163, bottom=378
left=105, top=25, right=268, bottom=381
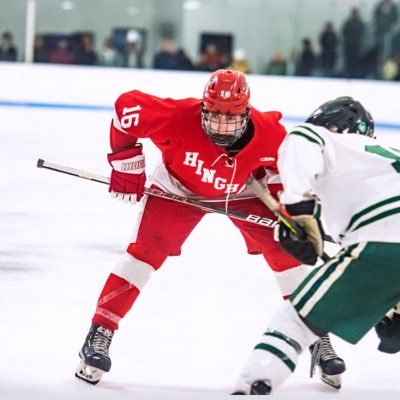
left=1, top=106, right=400, bottom=400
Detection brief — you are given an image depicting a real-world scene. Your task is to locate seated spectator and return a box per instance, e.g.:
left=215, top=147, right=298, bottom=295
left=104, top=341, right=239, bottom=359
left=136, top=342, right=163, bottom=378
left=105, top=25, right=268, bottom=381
left=382, top=56, right=399, bottom=80
left=196, top=42, right=227, bottom=71
left=0, top=31, right=18, bottom=61
left=153, top=39, right=179, bottom=70
left=360, top=45, right=380, bottom=79
left=99, top=37, right=123, bottom=67
left=33, top=35, right=48, bottom=63
left=229, top=48, right=251, bottom=73
left=393, top=54, right=400, bottom=80
left=175, top=47, right=193, bottom=70
left=74, top=34, right=98, bottom=65
left=264, top=51, right=287, bottom=75
left=48, top=40, right=73, bottom=64
left=285, top=48, right=298, bottom=76
left=123, top=40, right=143, bottom=68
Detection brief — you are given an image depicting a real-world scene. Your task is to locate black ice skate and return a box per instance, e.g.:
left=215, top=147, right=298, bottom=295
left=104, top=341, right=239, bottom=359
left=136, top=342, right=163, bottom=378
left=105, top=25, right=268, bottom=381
left=231, top=380, right=272, bottom=395
left=309, top=334, right=346, bottom=389
left=75, top=323, right=114, bottom=385
left=250, top=380, right=272, bottom=395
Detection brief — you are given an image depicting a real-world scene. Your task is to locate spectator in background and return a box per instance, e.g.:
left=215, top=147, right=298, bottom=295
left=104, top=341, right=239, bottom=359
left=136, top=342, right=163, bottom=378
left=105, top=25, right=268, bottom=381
left=393, top=54, right=400, bottom=80
left=361, top=46, right=380, bottom=79
left=342, top=8, right=365, bottom=78
left=33, top=34, right=48, bottom=63
left=389, top=26, right=400, bottom=79
left=123, top=30, right=143, bottom=69
left=0, top=31, right=18, bottom=61
left=123, top=41, right=143, bottom=68
left=286, top=48, right=298, bottom=76
left=175, top=47, right=193, bottom=70
left=373, top=0, right=398, bottom=54
left=99, top=37, right=123, bottom=67
left=319, top=22, right=339, bottom=77
left=48, top=39, right=73, bottom=64
left=229, top=48, right=251, bottom=73
left=296, top=38, right=317, bottom=76
left=391, top=25, right=400, bottom=57
left=196, top=42, right=227, bottom=71
left=382, top=55, right=399, bottom=79
left=153, top=39, right=179, bottom=70
left=264, top=51, right=287, bottom=75
left=74, top=34, right=98, bottom=66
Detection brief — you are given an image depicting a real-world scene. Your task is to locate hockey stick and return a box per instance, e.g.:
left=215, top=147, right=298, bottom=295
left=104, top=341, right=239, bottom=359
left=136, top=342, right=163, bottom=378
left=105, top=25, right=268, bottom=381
left=248, top=177, right=332, bottom=261
left=36, top=158, right=278, bottom=229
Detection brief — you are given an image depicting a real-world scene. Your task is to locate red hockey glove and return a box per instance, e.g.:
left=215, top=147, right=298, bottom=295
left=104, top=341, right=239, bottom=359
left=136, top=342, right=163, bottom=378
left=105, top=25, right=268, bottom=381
left=107, top=144, right=146, bottom=204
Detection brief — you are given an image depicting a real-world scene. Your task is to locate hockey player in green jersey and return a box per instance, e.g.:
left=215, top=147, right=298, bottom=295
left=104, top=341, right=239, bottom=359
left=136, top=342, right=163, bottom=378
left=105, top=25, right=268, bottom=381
left=232, top=96, right=400, bottom=395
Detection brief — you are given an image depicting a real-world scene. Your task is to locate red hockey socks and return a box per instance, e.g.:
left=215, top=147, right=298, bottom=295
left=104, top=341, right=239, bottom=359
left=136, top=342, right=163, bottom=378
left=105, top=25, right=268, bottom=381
left=92, top=273, right=140, bottom=331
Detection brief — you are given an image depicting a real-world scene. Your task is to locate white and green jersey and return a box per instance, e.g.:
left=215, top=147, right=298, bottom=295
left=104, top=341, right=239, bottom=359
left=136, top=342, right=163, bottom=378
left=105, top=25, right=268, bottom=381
left=278, top=123, right=400, bottom=247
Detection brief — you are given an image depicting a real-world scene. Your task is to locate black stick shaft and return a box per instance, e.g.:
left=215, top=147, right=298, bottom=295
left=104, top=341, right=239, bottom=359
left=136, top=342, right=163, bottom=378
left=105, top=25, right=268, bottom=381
left=36, top=159, right=278, bottom=230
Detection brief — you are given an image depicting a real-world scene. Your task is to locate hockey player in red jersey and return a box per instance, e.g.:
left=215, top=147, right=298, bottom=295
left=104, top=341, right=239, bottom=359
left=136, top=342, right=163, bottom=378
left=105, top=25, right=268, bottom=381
left=75, top=69, right=345, bottom=386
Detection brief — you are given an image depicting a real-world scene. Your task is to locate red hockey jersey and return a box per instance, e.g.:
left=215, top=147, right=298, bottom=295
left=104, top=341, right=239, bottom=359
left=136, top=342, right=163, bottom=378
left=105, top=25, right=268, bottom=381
left=110, top=90, right=286, bottom=199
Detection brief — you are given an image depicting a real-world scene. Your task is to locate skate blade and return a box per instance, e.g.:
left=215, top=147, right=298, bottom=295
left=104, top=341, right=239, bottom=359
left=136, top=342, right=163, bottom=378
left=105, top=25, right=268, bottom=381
left=320, top=372, right=342, bottom=390
left=75, top=359, right=104, bottom=385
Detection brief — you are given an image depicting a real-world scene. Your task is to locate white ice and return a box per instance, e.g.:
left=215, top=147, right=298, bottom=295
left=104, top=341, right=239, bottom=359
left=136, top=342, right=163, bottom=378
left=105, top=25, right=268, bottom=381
left=1, top=107, right=400, bottom=399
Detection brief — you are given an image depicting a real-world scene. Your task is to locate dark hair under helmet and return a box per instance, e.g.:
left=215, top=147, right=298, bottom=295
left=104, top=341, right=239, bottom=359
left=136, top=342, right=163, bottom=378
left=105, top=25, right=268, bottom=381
left=305, top=96, right=374, bottom=137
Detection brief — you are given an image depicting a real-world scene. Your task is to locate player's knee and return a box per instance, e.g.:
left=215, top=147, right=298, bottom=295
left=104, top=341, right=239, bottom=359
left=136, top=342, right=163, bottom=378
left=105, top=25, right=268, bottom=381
left=272, top=264, right=312, bottom=299
left=112, top=253, right=155, bottom=290
left=127, top=242, right=169, bottom=269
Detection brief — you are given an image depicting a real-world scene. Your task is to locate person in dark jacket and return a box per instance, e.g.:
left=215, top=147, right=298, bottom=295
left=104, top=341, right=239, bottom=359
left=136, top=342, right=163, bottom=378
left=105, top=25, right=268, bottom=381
left=296, top=38, right=317, bottom=76
left=319, top=22, right=339, bottom=77
left=0, top=31, right=18, bottom=61
left=342, top=8, right=366, bottom=78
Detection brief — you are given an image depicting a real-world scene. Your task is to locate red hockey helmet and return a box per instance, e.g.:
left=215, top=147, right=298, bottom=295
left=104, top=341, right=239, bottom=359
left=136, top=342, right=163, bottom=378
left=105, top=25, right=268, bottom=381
left=202, top=69, right=250, bottom=114
left=201, top=69, right=251, bottom=146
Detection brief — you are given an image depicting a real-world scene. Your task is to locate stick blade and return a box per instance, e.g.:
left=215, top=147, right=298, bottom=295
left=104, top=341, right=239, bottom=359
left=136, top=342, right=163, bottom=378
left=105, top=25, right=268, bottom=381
left=37, top=158, right=45, bottom=168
